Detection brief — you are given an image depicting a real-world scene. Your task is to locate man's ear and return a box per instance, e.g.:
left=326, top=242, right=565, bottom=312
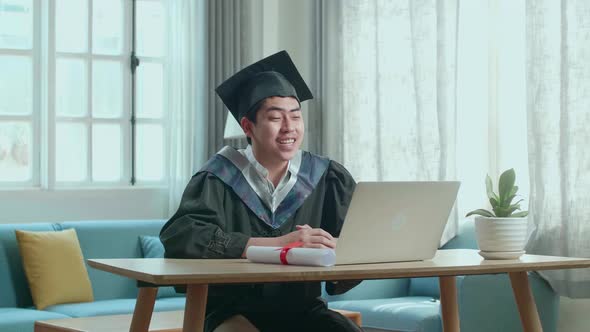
left=240, top=117, right=252, bottom=138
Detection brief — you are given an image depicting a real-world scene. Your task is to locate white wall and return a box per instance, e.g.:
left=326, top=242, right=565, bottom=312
left=276, top=0, right=315, bottom=88
left=0, top=188, right=168, bottom=223
left=251, top=0, right=316, bottom=76
left=259, top=0, right=318, bottom=152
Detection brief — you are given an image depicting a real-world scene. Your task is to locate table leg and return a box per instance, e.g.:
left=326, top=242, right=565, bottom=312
left=130, top=287, right=158, bottom=332
left=439, top=276, right=460, bottom=332
left=183, top=284, right=209, bottom=332
left=509, top=272, right=543, bottom=332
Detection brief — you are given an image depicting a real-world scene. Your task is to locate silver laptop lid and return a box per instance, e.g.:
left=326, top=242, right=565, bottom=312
left=335, top=181, right=460, bottom=265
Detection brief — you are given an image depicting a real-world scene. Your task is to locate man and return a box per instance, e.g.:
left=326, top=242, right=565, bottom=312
left=160, top=51, right=362, bottom=332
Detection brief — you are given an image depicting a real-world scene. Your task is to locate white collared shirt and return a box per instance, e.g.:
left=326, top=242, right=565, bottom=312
left=237, top=145, right=301, bottom=212
left=242, top=145, right=290, bottom=192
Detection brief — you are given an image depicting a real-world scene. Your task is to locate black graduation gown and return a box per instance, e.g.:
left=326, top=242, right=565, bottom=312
left=160, top=149, right=359, bottom=331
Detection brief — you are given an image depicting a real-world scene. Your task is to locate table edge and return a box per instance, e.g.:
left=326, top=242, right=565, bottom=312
left=88, top=255, right=590, bottom=286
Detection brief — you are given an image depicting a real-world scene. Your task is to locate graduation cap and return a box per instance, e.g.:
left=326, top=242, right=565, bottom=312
left=215, top=50, right=313, bottom=123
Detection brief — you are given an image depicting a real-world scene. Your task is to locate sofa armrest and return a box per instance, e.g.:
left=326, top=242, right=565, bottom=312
left=456, top=272, right=559, bottom=332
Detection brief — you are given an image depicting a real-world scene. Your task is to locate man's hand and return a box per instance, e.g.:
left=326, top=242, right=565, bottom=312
left=279, top=224, right=336, bottom=249
left=242, top=224, right=337, bottom=257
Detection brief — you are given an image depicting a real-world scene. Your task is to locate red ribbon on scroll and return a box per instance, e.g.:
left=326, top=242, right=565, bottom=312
left=278, top=241, right=304, bottom=265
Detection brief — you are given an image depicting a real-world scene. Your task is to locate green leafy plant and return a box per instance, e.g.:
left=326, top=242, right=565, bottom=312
left=466, top=168, right=529, bottom=218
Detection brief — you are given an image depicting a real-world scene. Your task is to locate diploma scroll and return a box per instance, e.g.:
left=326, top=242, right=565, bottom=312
left=246, top=246, right=336, bottom=267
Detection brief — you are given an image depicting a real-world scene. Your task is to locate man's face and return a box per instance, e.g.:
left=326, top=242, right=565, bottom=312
left=241, top=96, right=304, bottom=166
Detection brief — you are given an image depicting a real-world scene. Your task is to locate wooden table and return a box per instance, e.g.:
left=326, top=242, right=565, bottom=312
left=87, top=249, right=590, bottom=332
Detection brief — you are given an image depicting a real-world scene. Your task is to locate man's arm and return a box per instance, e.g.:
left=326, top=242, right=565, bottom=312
left=160, top=173, right=249, bottom=259
left=321, top=160, right=362, bottom=295
left=241, top=224, right=336, bottom=258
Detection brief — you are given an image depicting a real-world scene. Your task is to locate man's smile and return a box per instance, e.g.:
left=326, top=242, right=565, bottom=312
left=278, top=138, right=296, bottom=145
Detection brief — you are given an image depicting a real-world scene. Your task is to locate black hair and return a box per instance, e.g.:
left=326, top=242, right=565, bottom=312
left=244, top=98, right=266, bottom=145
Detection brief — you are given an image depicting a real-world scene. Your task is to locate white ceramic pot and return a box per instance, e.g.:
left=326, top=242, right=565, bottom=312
left=474, top=216, right=528, bottom=259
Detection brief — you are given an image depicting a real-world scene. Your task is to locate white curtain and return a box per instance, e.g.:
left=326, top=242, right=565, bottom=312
left=322, top=0, right=590, bottom=297
left=525, top=0, right=590, bottom=298
left=166, top=0, right=200, bottom=216
left=207, top=0, right=262, bottom=155
left=321, top=0, right=460, bottom=244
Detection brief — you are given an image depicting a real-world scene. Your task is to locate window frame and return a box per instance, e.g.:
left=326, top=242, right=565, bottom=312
left=0, top=0, right=168, bottom=189
left=50, top=0, right=132, bottom=187
left=0, top=0, right=41, bottom=187
left=132, top=0, right=168, bottom=186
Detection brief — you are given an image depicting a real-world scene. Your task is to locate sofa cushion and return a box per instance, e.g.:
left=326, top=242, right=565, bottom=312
left=139, top=235, right=180, bottom=298
left=59, top=219, right=166, bottom=301
left=322, top=279, right=410, bottom=302
left=328, top=297, right=441, bottom=332
left=154, top=296, right=187, bottom=307
left=0, top=223, right=59, bottom=308
left=45, top=298, right=186, bottom=317
left=0, top=307, right=70, bottom=332
left=16, top=228, right=94, bottom=310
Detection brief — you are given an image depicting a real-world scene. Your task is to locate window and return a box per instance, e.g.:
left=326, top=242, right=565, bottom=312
left=0, top=0, right=167, bottom=188
left=0, top=0, right=36, bottom=184
left=134, top=0, right=166, bottom=183
left=327, top=0, right=527, bottom=219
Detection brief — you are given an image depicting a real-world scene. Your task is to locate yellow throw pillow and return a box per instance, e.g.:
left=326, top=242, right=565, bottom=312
left=16, top=228, right=94, bottom=310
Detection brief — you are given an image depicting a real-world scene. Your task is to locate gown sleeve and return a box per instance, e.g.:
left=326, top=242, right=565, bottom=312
left=321, top=161, right=363, bottom=296
left=320, top=160, right=356, bottom=237
left=159, top=172, right=250, bottom=259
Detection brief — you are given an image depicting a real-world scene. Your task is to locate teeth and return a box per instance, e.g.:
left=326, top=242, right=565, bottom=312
left=279, top=139, right=295, bottom=144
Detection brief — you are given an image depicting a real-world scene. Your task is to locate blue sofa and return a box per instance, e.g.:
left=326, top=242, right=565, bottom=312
left=0, top=219, right=558, bottom=332
left=0, top=220, right=185, bottom=332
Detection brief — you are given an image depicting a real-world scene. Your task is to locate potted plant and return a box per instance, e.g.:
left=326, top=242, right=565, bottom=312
left=466, top=168, right=529, bottom=259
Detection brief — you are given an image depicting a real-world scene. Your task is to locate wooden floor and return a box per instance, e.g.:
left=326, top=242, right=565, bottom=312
left=35, top=310, right=184, bottom=332
left=35, top=309, right=362, bottom=332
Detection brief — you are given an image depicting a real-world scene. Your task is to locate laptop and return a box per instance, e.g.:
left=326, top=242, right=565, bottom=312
left=334, top=181, right=460, bottom=265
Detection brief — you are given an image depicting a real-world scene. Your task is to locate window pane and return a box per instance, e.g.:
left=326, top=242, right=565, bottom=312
left=55, top=0, right=88, bottom=53
left=56, top=58, right=87, bottom=117
left=136, top=124, right=163, bottom=181
left=0, top=122, right=31, bottom=181
left=0, top=0, right=33, bottom=49
left=92, top=0, right=123, bottom=55
left=92, top=60, right=123, bottom=118
left=0, top=55, right=32, bottom=115
left=56, top=122, right=87, bottom=182
left=136, top=1, right=164, bottom=57
left=92, top=124, right=121, bottom=182
left=136, top=62, right=163, bottom=119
